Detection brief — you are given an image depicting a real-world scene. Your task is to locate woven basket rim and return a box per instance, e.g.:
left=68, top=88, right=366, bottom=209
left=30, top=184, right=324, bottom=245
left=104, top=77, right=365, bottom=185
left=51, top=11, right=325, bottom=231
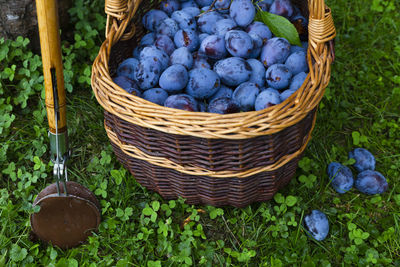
left=91, top=0, right=336, bottom=139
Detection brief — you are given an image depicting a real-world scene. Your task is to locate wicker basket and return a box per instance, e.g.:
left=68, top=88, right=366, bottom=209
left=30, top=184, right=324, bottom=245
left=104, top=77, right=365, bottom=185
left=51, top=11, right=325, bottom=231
left=91, top=0, right=336, bottom=207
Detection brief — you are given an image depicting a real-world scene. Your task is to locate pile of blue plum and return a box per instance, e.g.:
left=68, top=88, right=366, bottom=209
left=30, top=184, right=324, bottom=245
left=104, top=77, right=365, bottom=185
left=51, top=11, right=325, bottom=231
left=113, top=0, right=309, bottom=113
left=303, top=148, right=389, bottom=242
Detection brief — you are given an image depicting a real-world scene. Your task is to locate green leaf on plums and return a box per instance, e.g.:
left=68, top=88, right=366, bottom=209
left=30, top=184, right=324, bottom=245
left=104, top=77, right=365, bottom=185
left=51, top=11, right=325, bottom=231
left=254, top=10, right=302, bottom=46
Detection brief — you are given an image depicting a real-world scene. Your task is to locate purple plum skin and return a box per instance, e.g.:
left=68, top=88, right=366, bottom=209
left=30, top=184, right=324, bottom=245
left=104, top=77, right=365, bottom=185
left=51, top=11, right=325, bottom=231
left=230, top=0, right=256, bottom=27
left=208, top=97, right=240, bottom=114
left=355, top=170, right=388, bottom=195
left=225, top=30, right=254, bottom=58
left=164, top=94, right=199, bottom=111
left=304, top=210, right=329, bottom=241
left=142, top=10, right=168, bottom=31
left=200, top=35, right=227, bottom=60
left=255, top=88, right=281, bottom=110
left=213, top=57, right=252, bottom=86
left=186, top=68, right=221, bottom=99
left=327, top=162, right=354, bottom=194
left=232, top=82, right=260, bottom=111
left=113, top=76, right=141, bottom=96
left=260, top=37, right=291, bottom=68
left=265, top=64, right=293, bottom=90
left=285, top=51, right=309, bottom=75
left=143, top=88, right=169, bottom=105
left=349, top=148, right=376, bottom=172
left=159, top=64, right=189, bottom=93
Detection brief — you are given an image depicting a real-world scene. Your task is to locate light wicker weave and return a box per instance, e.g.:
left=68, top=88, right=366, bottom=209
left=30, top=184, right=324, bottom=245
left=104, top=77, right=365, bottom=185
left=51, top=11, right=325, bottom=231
left=91, top=0, right=336, bottom=207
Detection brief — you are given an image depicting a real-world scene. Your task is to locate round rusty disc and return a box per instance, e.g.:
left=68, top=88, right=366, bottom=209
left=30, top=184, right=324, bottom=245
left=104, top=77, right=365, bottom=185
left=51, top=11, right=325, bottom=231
left=31, top=181, right=101, bottom=249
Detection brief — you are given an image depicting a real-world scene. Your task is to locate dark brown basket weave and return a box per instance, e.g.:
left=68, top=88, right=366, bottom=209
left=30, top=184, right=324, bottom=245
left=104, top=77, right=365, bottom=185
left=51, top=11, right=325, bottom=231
left=92, top=0, right=336, bottom=207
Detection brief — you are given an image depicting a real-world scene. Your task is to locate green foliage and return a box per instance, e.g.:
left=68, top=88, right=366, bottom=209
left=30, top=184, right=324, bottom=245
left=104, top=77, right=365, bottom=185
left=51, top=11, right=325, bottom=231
left=1, top=0, right=400, bottom=266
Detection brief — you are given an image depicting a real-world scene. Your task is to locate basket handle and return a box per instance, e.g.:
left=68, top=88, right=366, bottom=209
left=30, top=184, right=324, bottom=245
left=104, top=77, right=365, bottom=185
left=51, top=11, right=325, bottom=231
left=104, top=0, right=139, bottom=43
left=308, top=0, right=336, bottom=61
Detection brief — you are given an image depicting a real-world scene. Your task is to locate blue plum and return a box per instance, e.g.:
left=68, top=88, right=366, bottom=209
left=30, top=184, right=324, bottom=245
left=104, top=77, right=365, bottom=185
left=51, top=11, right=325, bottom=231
left=154, top=34, right=175, bottom=55
left=246, top=21, right=272, bottom=44
left=171, top=10, right=197, bottom=30
left=143, top=88, right=169, bottom=105
left=215, top=0, right=231, bottom=13
left=193, top=51, right=211, bottom=69
left=170, top=47, right=194, bottom=69
left=327, top=162, right=354, bottom=194
left=182, top=6, right=201, bottom=17
left=304, top=210, right=329, bottom=241
left=117, top=58, right=139, bottom=80
left=269, top=0, right=294, bottom=19
left=247, top=59, right=265, bottom=88
left=174, top=29, right=200, bottom=52
left=198, top=100, right=207, bottom=112
left=140, top=33, right=156, bottom=46
left=181, top=0, right=198, bottom=8
left=355, top=170, right=388, bottom=195
left=156, top=18, right=180, bottom=38
left=280, top=89, right=296, bottom=101
left=199, top=33, right=210, bottom=43
left=164, top=94, right=199, bottom=111
left=208, top=85, right=233, bottom=102
left=290, top=44, right=307, bottom=54
left=186, top=68, right=220, bottom=99
left=200, top=35, right=227, bottom=59
left=208, top=97, right=240, bottom=114
left=215, top=19, right=237, bottom=37
left=225, top=30, right=253, bottom=58
left=265, top=63, right=292, bottom=90
left=230, top=0, right=255, bottom=27
left=348, top=148, right=376, bottom=172
left=248, top=33, right=263, bottom=58
left=132, top=45, right=147, bottom=59
left=195, top=0, right=213, bottom=7
left=254, top=88, right=281, bottom=110
left=257, top=0, right=274, bottom=11
left=139, top=46, right=169, bottom=71
left=142, top=10, right=168, bottom=31
left=289, top=71, right=307, bottom=91
left=134, top=58, right=162, bottom=90
left=213, top=57, right=252, bottom=86
left=197, top=11, right=223, bottom=34
left=159, top=0, right=180, bottom=15
left=113, top=76, right=141, bottom=96
left=233, top=82, right=260, bottom=111
left=260, top=37, right=291, bottom=68
left=285, top=51, right=308, bottom=75
left=159, top=64, right=188, bottom=93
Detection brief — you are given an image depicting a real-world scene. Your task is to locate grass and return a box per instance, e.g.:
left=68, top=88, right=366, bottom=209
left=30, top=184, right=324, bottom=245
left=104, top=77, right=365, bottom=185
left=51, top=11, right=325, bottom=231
left=1, top=0, right=400, bottom=265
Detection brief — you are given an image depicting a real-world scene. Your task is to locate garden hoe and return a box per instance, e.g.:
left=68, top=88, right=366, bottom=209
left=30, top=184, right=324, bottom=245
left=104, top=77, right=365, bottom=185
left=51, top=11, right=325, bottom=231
left=30, top=0, right=101, bottom=249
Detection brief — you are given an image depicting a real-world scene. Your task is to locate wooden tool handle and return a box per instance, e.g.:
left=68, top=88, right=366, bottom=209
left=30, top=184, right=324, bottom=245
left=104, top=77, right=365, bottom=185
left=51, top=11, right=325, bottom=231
left=36, top=0, right=67, bottom=134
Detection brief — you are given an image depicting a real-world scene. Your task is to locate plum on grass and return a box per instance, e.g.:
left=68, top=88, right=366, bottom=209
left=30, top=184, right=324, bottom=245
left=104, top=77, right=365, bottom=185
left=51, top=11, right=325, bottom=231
left=142, top=10, right=168, bottom=31
left=208, top=97, right=240, bottom=114
left=134, top=58, right=162, bottom=90
left=154, top=34, right=175, bottom=55
left=215, top=19, right=237, bottom=37
left=213, top=57, right=252, bottom=86
left=164, top=94, right=199, bottom=111
left=247, top=59, right=266, bottom=88
left=113, top=76, right=141, bottom=96
left=159, top=0, right=180, bottom=15
left=355, top=170, right=388, bottom=195
left=171, top=10, right=197, bottom=30
left=285, top=51, right=308, bottom=75
left=260, top=37, right=291, bottom=68
left=139, top=46, right=169, bottom=71
left=170, top=47, right=193, bottom=69
left=116, top=58, right=139, bottom=81
left=269, top=0, right=294, bottom=19
left=143, top=88, right=169, bottom=105
left=327, top=162, right=354, bottom=194
left=255, top=88, right=281, bottom=110
left=246, top=21, right=272, bottom=44
left=156, top=18, right=180, bottom=38
left=159, top=64, right=188, bottom=93
left=265, top=64, right=292, bottom=90
left=225, top=30, right=254, bottom=58
left=197, top=11, right=223, bottom=34
left=289, top=71, right=307, bottom=91
left=232, top=82, right=260, bottom=111
left=200, top=35, right=227, bottom=59
left=186, top=68, right=220, bottom=99
left=304, top=210, right=329, bottom=241
left=230, top=0, right=255, bottom=27
left=174, top=29, right=200, bottom=52
left=348, top=148, right=376, bottom=172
